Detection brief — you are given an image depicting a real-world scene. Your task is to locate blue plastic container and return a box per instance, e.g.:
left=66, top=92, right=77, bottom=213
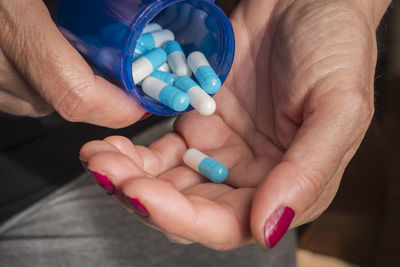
left=57, top=0, right=235, bottom=116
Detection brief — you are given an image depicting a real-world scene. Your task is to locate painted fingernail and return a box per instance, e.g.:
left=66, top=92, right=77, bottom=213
left=122, top=194, right=149, bottom=217
left=139, top=112, right=152, bottom=121
left=90, top=171, right=115, bottom=195
left=264, top=205, right=295, bottom=249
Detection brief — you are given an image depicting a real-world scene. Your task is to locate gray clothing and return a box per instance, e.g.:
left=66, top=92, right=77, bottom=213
left=0, top=120, right=296, bottom=267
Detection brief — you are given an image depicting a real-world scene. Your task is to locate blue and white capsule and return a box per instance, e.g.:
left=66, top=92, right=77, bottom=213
left=142, top=77, right=190, bottom=112
left=137, top=29, right=175, bottom=51
left=164, top=41, right=192, bottom=77
left=142, top=23, right=162, bottom=33
left=158, top=62, right=171, bottom=73
left=133, top=43, right=148, bottom=60
left=151, top=70, right=178, bottom=85
left=174, top=76, right=216, bottom=116
left=132, top=48, right=167, bottom=84
left=187, top=51, right=221, bottom=94
left=183, top=148, right=228, bottom=183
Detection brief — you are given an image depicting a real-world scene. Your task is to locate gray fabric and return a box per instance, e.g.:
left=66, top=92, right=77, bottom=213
left=0, top=119, right=297, bottom=267
left=0, top=175, right=296, bottom=267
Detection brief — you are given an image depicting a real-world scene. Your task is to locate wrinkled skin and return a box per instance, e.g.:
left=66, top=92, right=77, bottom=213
left=80, top=0, right=380, bottom=250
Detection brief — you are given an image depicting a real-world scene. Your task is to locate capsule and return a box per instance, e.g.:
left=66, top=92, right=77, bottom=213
left=142, top=23, right=162, bottom=33
left=183, top=148, right=228, bottom=183
left=132, top=48, right=167, bottom=84
left=164, top=41, right=192, bottom=77
left=133, top=43, right=148, bottom=60
left=174, top=76, right=216, bottom=116
left=142, top=77, right=189, bottom=112
left=137, top=29, right=175, bottom=51
left=187, top=51, right=221, bottom=94
left=158, top=62, right=171, bottom=73
left=151, top=70, right=178, bottom=85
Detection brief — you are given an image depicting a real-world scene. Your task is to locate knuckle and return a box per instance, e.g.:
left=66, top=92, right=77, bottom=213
left=343, top=89, right=374, bottom=128
left=54, top=80, right=93, bottom=122
left=293, top=163, right=329, bottom=204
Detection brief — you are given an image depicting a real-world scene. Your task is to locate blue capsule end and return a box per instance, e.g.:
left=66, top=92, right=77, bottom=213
left=163, top=40, right=183, bottom=55
left=144, top=48, right=167, bottom=70
left=151, top=70, right=178, bottom=85
left=159, top=85, right=190, bottom=112
left=137, top=33, right=156, bottom=51
left=174, top=76, right=198, bottom=93
left=199, top=157, right=228, bottom=183
left=133, top=43, right=148, bottom=60
left=195, top=66, right=221, bottom=94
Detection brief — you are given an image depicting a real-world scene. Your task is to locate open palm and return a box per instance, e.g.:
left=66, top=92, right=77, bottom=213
left=80, top=0, right=376, bottom=250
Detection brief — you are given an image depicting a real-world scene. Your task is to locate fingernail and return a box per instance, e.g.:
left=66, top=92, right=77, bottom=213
left=139, top=112, right=152, bottom=121
left=90, top=171, right=115, bottom=195
left=122, top=194, right=149, bottom=217
left=264, top=205, right=295, bottom=249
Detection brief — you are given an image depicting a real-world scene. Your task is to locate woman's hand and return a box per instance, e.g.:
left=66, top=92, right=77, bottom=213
left=80, top=0, right=387, bottom=249
left=0, top=0, right=145, bottom=126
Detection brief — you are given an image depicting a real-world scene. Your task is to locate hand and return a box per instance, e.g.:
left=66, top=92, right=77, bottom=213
left=80, top=0, right=382, bottom=249
left=0, top=0, right=145, bottom=127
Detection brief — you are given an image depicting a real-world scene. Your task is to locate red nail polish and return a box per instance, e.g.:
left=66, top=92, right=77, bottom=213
left=123, top=194, right=149, bottom=217
left=90, top=171, right=115, bottom=195
left=139, top=112, right=152, bottom=121
left=264, top=205, right=295, bottom=249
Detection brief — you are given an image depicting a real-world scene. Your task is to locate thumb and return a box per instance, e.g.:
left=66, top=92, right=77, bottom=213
left=251, top=90, right=373, bottom=248
left=0, top=0, right=145, bottom=128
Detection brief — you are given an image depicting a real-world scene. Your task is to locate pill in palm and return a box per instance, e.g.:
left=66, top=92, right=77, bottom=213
left=187, top=51, right=221, bottom=94
left=174, top=76, right=216, bottom=116
left=164, top=41, right=192, bottom=77
left=132, top=48, right=167, bottom=84
left=142, top=77, right=190, bottom=112
left=183, top=148, right=228, bottom=183
left=151, top=70, right=178, bottom=85
left=137, top=29, right=175, bottom=51
left=142, top=23, right=162, bottom=33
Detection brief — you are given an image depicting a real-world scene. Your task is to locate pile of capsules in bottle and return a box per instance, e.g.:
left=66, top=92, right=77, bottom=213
left=132, top=23, right=222, bottom=116
left=132, top=23, right=228, bottom=183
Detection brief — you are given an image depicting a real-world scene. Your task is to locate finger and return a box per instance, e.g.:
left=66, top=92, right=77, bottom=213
left=0, top=0, right=145, bottom=127
left=105, top=133, right=187, bottom=176
left=0, top=89, right=51, bottom=117
left=0, top=48, right=53, bottom=116
left=122, top=178, right=255, bottom=250
left=79, top=140, right=120, bottom=162
left=86, top=151, right=150, bottom=191
left=163, top=233, right=194, bottom=245
left=251, top=89, right=373, bottom=248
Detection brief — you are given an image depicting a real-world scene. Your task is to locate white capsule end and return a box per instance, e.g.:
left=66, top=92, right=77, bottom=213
left=187, top=51, right=209, bottom=72
left=183, top=148, right=207, bottom=170
left=175, top=65, right=192, bottom=77
left=142, top=23, right=162, bottom=33
left=153, top=29, right=175, bottom=47
left=168, top=52, right=192, bottom=77
left=158, top=62, right=171, bottom=73
left=187, top=86, right=216, bottom=116
left=132, top=57, right=153, bottom=84
left=142, top=77, right=167, bottom=101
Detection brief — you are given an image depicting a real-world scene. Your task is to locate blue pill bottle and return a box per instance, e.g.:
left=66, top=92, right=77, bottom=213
left=57, top=0, right=235, bottom=116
